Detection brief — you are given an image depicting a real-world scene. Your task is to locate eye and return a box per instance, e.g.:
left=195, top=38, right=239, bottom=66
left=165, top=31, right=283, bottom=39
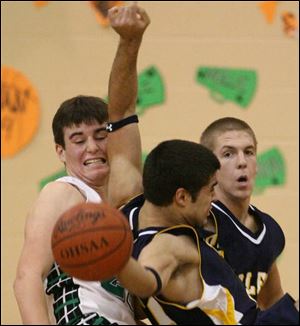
left=95, top=136, right=107, bottom=142
left=245, top=149, right=255, bottom=156
left=223, top=151, right=232, bottom=158
left=95, top=132, right=108, bottom=141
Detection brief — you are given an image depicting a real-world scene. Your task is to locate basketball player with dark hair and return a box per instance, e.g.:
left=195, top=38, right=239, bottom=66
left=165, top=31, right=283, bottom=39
left=105, top=5, right=299, bottom=325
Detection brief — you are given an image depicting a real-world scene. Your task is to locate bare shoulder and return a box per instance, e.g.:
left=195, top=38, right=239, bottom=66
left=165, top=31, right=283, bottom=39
left=39, top=180, right=84, bottom=206
left=26, top=180, right=85, bottom=228
left=150, top=233, right=199, bottom=263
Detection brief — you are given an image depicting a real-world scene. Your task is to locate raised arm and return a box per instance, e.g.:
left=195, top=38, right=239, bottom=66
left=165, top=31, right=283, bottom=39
left=107, top=4, right=150, bottom=207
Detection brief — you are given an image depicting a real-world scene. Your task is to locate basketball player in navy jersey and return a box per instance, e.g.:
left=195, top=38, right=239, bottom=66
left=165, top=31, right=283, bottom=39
left=106, top=4, right=299, bottom=324
left=200, top=118, right=292, bottom=309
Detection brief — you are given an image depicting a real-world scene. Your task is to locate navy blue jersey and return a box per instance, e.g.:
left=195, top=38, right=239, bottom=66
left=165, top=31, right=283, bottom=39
left=121, top=195, right=298, bottom=325
left=134, top=225, right=259, bottom=324
left=205, top=201, right=285, bottom=300
left=120, top=194, right=144, bottom=240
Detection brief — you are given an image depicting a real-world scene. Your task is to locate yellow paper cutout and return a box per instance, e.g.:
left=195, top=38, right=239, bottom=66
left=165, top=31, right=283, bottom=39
left=90, top=1, right=124, bottom=27
left=259, top=1, right=278, bottom=24
left=1, top=67, right=40, bottom=158
left=34, top=1, right=49, bottom=7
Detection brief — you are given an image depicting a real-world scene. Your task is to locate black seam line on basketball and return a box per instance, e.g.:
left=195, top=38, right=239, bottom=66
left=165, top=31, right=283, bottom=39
left=52, top=226, right=128, bottom=248
left=58, top=228, right=129, bottom=269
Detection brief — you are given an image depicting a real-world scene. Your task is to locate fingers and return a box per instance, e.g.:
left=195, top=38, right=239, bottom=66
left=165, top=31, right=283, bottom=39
left=108, top=2, right=150, bottom=37
left=108, top=6, right=119, bottom=20
left=136, top=6, right=150, bottom=24
left=109, top=2, right=149, bottom=24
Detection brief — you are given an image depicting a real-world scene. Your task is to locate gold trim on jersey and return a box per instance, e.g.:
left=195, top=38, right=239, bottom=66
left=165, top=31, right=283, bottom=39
left=141, top=224, right=242, bottom=325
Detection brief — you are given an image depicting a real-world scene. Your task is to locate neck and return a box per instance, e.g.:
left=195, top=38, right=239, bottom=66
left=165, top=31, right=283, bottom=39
left=214, top=191, right=250, bottom=224
left=139, top=201, right=182, bottom=229
left=93, top=184, right=108, bottom=201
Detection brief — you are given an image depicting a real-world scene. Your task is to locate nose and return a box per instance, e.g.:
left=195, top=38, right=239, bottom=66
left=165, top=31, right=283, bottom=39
left=86, top=138, right=99, bottom=153
left=237, top=152, right=247, bottom=168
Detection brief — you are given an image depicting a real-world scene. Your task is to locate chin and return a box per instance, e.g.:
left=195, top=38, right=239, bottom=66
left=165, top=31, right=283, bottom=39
left=89, top=168, right=109, bottom=182
left=235, top=191, right=251, bottom=201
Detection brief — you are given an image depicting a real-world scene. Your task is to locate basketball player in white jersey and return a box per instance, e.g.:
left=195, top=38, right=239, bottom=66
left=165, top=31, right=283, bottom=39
left=13, top=3, right=150, bottom=324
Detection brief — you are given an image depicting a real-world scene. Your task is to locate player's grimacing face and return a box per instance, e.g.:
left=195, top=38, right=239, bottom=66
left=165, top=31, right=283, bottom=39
left=213, top=130, right=257, bottom=200
left=57, top=121, right=109, bottom=186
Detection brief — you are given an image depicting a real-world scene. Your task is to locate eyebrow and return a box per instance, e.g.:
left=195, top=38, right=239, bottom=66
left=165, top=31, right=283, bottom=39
left=221, top=145, right=255, bottom=151
left=69, top=127, right=107, bottom=140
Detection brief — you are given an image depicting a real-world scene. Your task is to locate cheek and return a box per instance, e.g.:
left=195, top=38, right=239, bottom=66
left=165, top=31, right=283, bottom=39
left=248, top=160, right=257, bottom=176
left=216, top=168, right=229, bottom=183
left=65, top=148, right=83, bottom=163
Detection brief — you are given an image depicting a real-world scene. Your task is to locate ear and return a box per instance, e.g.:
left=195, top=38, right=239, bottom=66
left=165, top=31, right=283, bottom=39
left=56, top=144, right=66, bottom=163
left=174, top=188, right=191, bottom=207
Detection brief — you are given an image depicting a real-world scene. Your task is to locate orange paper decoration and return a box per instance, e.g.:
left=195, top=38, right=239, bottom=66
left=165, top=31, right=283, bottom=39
left=259, top=1, right=278, bottom=24
left=1, top=67, right=40, bottom=158
left=281, top=12, right=298, bottom=38
left=34, top=1, right=49, bottom=7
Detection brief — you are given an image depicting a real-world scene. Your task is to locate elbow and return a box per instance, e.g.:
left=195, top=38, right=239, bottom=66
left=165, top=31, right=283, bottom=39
left=133, top=281, right=157, bottom=299
left=130, top=270, right=161, bottom=299
left=13, top=274, right=23, bottom=301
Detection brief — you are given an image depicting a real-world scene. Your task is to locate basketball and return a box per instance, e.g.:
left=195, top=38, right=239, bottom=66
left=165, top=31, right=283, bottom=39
left=51, top=202, right=133, bottom=281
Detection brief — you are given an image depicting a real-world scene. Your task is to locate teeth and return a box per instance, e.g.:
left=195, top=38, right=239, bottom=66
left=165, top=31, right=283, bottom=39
left=85, top=159, right=105, bottom=165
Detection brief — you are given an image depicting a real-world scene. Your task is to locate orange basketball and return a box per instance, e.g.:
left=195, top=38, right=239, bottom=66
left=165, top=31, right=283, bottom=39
left=51, top=202, right=133, bottom=281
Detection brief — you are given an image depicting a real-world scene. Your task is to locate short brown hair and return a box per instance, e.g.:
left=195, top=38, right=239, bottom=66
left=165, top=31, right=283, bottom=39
left=52, top=95, right=108, bottom=148
left=200, top=117, right=257, bottom=151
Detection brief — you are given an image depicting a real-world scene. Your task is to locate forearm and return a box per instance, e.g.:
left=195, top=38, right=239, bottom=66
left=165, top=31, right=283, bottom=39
left=117, top=257, right=158, bottom=298
left=108, top=38, right=142, bottom=120
left=108, top=3, right=150, bottom=120
left=14, top=275, right=51, bottom=324
left=257, top=262, right=284, bottom=310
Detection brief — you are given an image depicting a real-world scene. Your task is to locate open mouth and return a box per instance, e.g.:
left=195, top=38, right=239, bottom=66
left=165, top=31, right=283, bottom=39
left=84, top=158, right=107, bottom=166
left=237, top=175, right=248, bottom=183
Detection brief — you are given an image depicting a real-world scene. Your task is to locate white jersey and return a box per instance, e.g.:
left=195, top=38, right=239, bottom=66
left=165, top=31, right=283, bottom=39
left=45, top=176, right=136, bottom=325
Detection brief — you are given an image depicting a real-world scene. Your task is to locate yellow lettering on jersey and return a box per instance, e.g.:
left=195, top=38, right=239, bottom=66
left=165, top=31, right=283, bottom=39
left=239, top=272, right=256, bottom=297
left=257, top=272, right=268, bottom=294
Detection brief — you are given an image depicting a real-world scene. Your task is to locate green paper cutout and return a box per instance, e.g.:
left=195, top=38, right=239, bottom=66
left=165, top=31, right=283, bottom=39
left=103, top=66, right=164, bottom=116
left=196, top=67, right=257, bottom=108
left=136, top=66, right=165, bottom=116
left=254, top=147, right=286, bottom=194
left=39, top=168, right=67, bottom=191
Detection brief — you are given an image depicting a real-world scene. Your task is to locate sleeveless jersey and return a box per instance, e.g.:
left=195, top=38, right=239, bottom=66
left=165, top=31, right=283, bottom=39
left=121, top=196, right=259, bottom=325
left=122, top=195, right=298, bottom=325
left=45, top=176, right=136, bottom=325
left=205, top=200, right=285, bottom=300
